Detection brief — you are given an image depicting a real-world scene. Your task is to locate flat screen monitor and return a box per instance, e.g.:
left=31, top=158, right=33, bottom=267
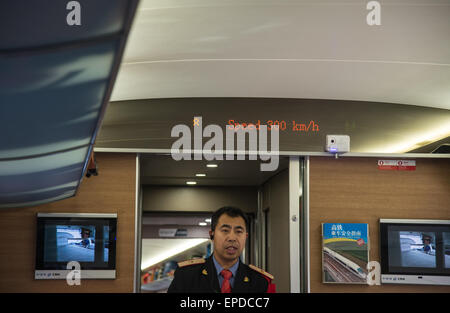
left=380, top=219, right=450, bottom=285
left=35, top=213, right=117, bottom=280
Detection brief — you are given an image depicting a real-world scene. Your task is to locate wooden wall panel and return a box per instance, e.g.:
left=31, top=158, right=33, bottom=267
left=310, top=157, right=450, bottom=293
left=0, top=153, right=136, bottom=293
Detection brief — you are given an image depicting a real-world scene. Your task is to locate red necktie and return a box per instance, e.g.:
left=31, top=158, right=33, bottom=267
left=220, top=269, right=232, bottom=293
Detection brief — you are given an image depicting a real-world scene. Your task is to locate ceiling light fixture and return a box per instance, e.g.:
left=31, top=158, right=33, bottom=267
left=206, top=164, right=218, bottom=168
left=377, top=123, right=450, bottom=153
left=186, top=181, right=197, bottom=185
left=196, top=173, right=206, bottom=177
left=199, top=222, right=207, bottom=226
left=141, top=238, right=208, bottom=270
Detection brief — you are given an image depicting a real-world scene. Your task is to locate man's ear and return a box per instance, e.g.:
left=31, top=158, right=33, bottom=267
left=209, top=230, right=214, bottom=240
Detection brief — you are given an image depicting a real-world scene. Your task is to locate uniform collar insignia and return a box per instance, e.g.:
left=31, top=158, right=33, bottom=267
left=244, top=276, right=249, bottom=282
left=202, top=269, right=208, bottom=275
left=248, top=264, right=274, bottom=280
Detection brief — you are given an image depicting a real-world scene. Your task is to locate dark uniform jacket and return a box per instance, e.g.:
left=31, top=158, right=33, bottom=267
left=167, top=255, right=274, bottom=293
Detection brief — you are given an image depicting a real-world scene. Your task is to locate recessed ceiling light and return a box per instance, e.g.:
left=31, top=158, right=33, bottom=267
left=199, top=222, right=207, bottom=226
left=186, top=181, right=197, bottom=185
left=206, top=164, right=218, bottom=168
left=205, top=218, right=211, bottom=223
left=196, top=173, right=206, bottom=177
left=141, top=238, right=208, bottom=270
left=374, top=123, right=450, bottom=153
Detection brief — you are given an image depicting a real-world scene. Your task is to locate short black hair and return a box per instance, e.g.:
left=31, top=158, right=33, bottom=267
left=211, top=206, right=249, bottom=233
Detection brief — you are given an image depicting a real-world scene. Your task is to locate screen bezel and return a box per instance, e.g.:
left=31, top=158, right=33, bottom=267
left=35, top=214, right=117, bottom=271
left=380, top=220, right=450, bottom=277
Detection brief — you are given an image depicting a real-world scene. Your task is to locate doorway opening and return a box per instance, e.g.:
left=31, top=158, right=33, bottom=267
left=138, top=154, right=288, bottom=293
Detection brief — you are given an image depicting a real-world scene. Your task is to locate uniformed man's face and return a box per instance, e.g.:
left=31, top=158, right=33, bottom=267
left=211, top=214, right=247, bottom=266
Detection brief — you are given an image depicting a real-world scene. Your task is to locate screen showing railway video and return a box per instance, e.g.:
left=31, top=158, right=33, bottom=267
left=380, top=220, right=450, bottom=282
left=444, top=232, right=450, bottom=269
left=35, top=214, right=117, bottom=274
left=43, top=225, right=110, bottom=263
left=388, top=231, right=437, bottom=268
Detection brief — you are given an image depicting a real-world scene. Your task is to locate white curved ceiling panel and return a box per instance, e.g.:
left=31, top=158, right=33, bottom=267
left=111, top=59, right=450, bottom=109
left=123, top=0, right=450, bottom=63
left=111, top=0, right=450, bottom=109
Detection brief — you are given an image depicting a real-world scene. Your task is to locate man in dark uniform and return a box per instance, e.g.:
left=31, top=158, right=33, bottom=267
left=168, top=206, right=275, bottom=293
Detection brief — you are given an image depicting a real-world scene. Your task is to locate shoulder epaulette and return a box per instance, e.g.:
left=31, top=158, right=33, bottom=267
left=249, top=264, right=274, bottom=280
left=178, top=258, right=206, bottom=268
